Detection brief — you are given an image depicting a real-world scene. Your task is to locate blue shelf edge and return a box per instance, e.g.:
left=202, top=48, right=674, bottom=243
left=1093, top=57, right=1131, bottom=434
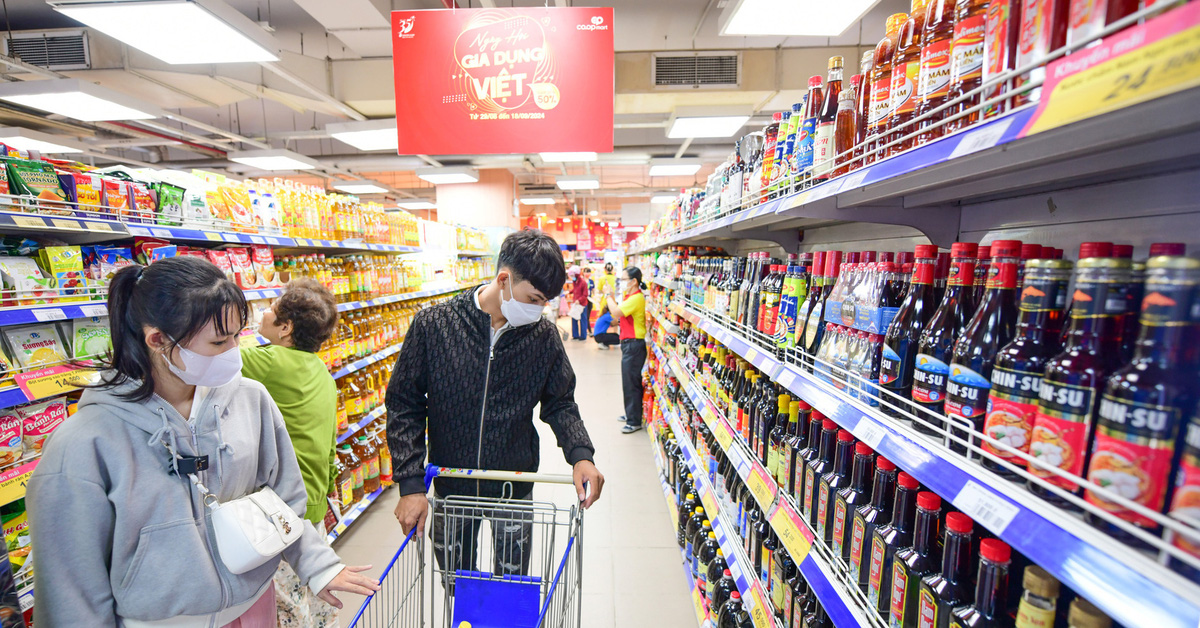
left=334, top=283, right=470, bottom=313
left=338, top=406, right=385, bottom=445
left=332, top=343, right=403, bottom=380
left=328, top=486, right=388, bottom=544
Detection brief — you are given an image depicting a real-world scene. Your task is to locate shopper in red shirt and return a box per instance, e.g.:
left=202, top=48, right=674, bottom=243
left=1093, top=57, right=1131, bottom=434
left=570, top=267, right=591, bottom=341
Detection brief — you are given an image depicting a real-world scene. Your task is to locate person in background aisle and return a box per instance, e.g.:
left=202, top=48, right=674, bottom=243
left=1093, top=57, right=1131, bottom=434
left=25, top=256, right=377, bottom=627
left=607, top=265, right=648, bottom=434
left=596, top=262, right=616, bottom=299
left=388, top=229, right=605, bottom=575
left=582, top=267, right=595, bottom=337
left=239, top=277, right=342, bottom=628
left=592, top=309, right=619, bottom=350
left=570, top=266, right=590, bottom=341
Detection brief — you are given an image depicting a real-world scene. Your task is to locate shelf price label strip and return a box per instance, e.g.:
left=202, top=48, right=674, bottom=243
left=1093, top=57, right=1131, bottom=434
left=681, top=309, right=1200, bottom=628
left=328, top=486, right=386, bottom=544
left=0, top=458, right=38, bottom=507
left=337, top=406, right=386, bottom=445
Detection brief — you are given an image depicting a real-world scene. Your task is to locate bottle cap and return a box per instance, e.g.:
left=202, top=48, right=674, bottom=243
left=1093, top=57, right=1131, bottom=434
left=916, top=491, right=941, bottom=510
left=980, top=538, right=1011, bottom=563
left=849, top=76, right=862, bottom=90
left=809, top=75, right=824, bottom=88
left=902, top=263, right=913, bottom=274
left=773, top=112, right=783, bottom=122
left=708, top=531, right=717, bottom=540
left=946, top=512, right=973, bottom=534
left=781, top=110, right=793, bottom=121
left=730, top=591, right=742, bottom=601
left=861, top=50, right=875, bottom=70
left=881, top=251, right=895, bottom=262
left=977, top=245, right=991, bottom=260
left=1051, top=247, right=1064, bottom=259
left=826, top=322, right=836, bottom=331
left=1079, top=241, right=1113, bottom=259
left=848, top=252, right=860, bottom=264
left=1150, top=242, right=1186, bottom=256
left=822, top=418, right=838, bottom=431
left=1113, top=244, right=1134, bottom=259
left=855, top=441, right=873, bottom=456
left=880, top=261, right=897, bottom=272
left=1022, top=565, right=1060, bottom=598
left=897, top=471, right=919, bottom=489
left=950, top=242, right=978, bottom=258
left=797, top=399, right=812, bottom=410
left=989, top=239, right=1022, bottom=257
left=724, top=568, right=732, bottom=577
left=696, top=506, right=704, bottom=514
left=885, top=12, right=909, bottom=34
left=1068, top=599, right=1111, bottom=628
left=811, top=251, right=827, bottom=277
left=825, top=251, right=842, bottom=277
left=1021, top=243, right=1043, bottom=260
left=876, top=457, right=896, bottom=471
left=828, top=55, right=844, bottom=69
left=914, top=244, right=938, bottom=259
left=838, top=429, right=855, bottom=442
left=716, top=548, right=724, bottom=557
left=1147, top=256, right=1200, bottom=271
left=861, top=251, right=879, bottom=263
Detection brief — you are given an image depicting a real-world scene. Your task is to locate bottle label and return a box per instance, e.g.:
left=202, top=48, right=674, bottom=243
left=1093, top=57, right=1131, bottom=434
left=1020, top=275, right=1070, bottom=312
left=380, top=450, right=392, bottom=479
left=918, top=588, right=938, bottom=628
left=891, top=60, right=920, bottom=116
left=366, top=455, right=380, bottom=480
left=867, top=535, right=886, bottom=606
left=796, top=117, right=817, bottom=172
left=985, top=365, right=1042, bottom=460
left=817, top=482, right=831, bottom=536
left=946, top=364, right=990, bottom=421
left=768, top=441, right=781, bottom=481
left=782, top=586, right=794, bottom=625
left=1169, top=423, right=1200, bottom=557
left=879, top=344, right=904, bottom=386
left=1068, top=0, right=1106, bottom=44
left=850, top=516, right=867, bottom=582
left=804, top=302, right=825, bottom=349
left=870, top=75, right=893, bottom=128
left=950, top=14, right=987, bottom=85
left=1084, top=396, right=1181, bottom=527
left=889, top=563, right=909, bottom=628
left=804, top=467, right=817, bottom=516
left=812, top=120, right=837, bottom=176
left=832, top=499, right=848, bottom=557
left=1028, top=380, right=1099, bottom=489
left=949, top=259, right=976, bottom=287
left=761, top=546, right=773, bottom=583
left=988, top=260, right=1020, bottom=289
left=352, top=465, right=363, bottom=489
left=918, top=39, right=953, bottom=100
left=761, top=134, right=779, bottom=189
left=1015, top=600, right=1057, bottom=628
left=339, top=477, right=354, bottom=507
left=772, top=565, right=785, bottom=611
left=912, top=354, right=950, bottom=404
left=913, top=260, right=936, bottom=285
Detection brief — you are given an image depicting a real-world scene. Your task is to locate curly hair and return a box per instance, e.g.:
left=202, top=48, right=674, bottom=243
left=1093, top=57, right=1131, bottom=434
left=274, top=277, right=339, bottom=352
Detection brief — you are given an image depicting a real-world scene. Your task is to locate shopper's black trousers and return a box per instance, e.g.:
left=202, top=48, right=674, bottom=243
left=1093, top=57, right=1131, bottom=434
left=621, top=338, right=647, bottom=427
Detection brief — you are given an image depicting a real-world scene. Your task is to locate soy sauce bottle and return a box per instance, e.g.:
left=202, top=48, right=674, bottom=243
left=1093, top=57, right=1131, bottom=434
left=772, top=548, right=797, bottom=622
left=983, top=259, right=1073, bottom=479
left=949, top=539, right=1012, bottom=628
left=817, top=429, right=857, bottom=544
left=946, top=240, right=1021, bottom=455
left=804, top=418, right=840, bottom=526
left=781, top=400, right=812, bottom=497
left=917, top=512, right=975, bottom=628
left=795, top=411, right=826, bottom=511
left=833, top=442, right=876, bottom=564
left=881, top=245, right=941, bottom=419
left=913, top=242, right=977, bottom=436
left=804, top=252, right=843, bottom=360
left=890, top=491, right=944, bottom=628
left=797, top=251, right=828, bottom=354
left=1083, top=256, right=1200, bottom=547
left=868, top=471, right=922, bottom=618
left=852, top=457, right=899, bottom=594
left=1169, top=411, right=1200, bottom=582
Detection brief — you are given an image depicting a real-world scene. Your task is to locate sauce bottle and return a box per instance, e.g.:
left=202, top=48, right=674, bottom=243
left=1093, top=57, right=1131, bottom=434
left=972, top=246, right=992, bottom=306
left=710, top=569, right=737, bottom=620
left=1028, top=254, right=1131, bottom=508
left=706, top=551, right=730, bottom=609
left=913, top=242, right=977, bottom=436
left=677, top=495, right=698, bottom=547
left=776, top=400, right=803, bottom=490
left=769, top=111, right=795, bottom=199
left=854, top=51, right=876, bottom=168
left=375, top=425, right=393, bottom=487
left=356, top=434, right=380, bottom=494
left=984, top=259, right=1073, bottom=478
left=832, top=88, right=860, bottom=177
left=794, top=408, right=824, bottom=506
left=345, top=443, right=365, bottom=503
left=797, top=251, right=828, bottom=352
left=761, top=113, right=783, bottom=194
left=868, top=471, right=922, bottom=617
left=1066, top=0, right=1138, bottom=48
left=796, top=76, right=824, bottom=182
left=947, top=240, right=1022, bottom=455
left=867, top=13, right=910, bottom=164
left=804, top=418, right=839, bottom=525
left=335, top=447, right=354, bottom=515
left=817, top=429, right=857, bottom=544
left=852, top=457, right=900, bottom=593
left=804, top=252, right=842, bottom=359
left=812, top=56, right=845, bottom=181
left=948, top=539, right=1012, bottom=628
left=916, top=512, right=975, bottom=627
left=779, top=102, right=804, bottom=196
left=786, top=559, right=810, bottom=627
left=915, top=0, right=957, bottom=145
left=833, top=442, right=876, bottom=564
left=881, top=245, right=942, bottom=419
left=1083, top=256, right=1200, bottom=545
left=888, top=4, right=929, bottom=157
left=1067, top=598, right=1112, bottom=628
left=1168, top=411, right=1200, bottom=581
left=890, top=491, right=944, bottom=628
left=772, top=547, right=797, bottom=622
left=766, top=392, right=791, bottom=471
left=1014, top=565, right=1061, bottom=628
left=1014, top=0, right=1068, bottom=105
left=946, top=0, right=990, bottom=133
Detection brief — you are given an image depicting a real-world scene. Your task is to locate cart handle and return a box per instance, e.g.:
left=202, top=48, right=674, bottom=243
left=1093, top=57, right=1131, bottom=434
left=423, top=465, right=575, bottom=488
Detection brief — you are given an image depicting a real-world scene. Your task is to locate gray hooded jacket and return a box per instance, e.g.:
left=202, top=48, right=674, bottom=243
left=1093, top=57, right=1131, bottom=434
left=27, top=373, right=343, bottom=626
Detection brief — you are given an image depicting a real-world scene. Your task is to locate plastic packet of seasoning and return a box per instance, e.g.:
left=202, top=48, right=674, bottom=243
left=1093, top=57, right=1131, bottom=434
left=36, top=246, right=86, bottom=302
left=128, top=180, right=156, bottom=224
left=72, top=316, right=110, bottom=359
left=6, top=159, right=72, bottom=215
left=59, top=172, right=108, bottom=219
left=227, top=247, right=256, bottom=289
left=251, top=245, right=277, bottom=287
left=4, top=323, right=68, bottom=370
left=102, top=176, right=132, bottom=218
left=0, top=412, right=19, bottom=467
left=206, top=249, right=234, bottom=283
left=0, top=257, right=52, bottom=307
left=221, top=185, right=253, bottom=230
left=154, top=182, right=184, bottom=226
left=18, top=397, right=67, bottom=456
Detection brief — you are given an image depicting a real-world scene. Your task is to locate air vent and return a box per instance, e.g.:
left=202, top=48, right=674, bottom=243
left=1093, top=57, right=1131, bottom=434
left=4, top=30, right=90, bottom=71
left=653, top=52, right=739, bottom=88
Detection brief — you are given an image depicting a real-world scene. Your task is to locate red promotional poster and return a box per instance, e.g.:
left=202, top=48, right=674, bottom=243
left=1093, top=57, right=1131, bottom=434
left=592, top=228, right=609, bottom=250
left=392, top=8, right=615, bottom=155
left=577, top=227, right=593, bottom=251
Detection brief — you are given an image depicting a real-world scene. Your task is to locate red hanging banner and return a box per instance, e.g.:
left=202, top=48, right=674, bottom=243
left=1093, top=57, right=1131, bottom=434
left=592, top=228, right=609, bottom=250
left=392, top=8, right=615, bottom=155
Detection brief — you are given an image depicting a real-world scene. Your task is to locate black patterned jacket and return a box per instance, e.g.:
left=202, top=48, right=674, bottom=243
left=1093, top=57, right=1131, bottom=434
left=385, top=288, right=595, bottom=498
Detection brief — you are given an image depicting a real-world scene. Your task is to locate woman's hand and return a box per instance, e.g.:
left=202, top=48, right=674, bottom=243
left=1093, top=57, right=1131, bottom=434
left=317, top=565, right=380, bottom=609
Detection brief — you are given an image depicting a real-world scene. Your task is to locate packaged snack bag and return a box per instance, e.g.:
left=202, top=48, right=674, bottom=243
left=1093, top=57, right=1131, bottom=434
left=72, top=316, right=110, bottom=359
left=0, top=412, right=19, bottom=466
left=206, top=188, right=230, bottom=225
left=97, top=246, right=135, bottom=282
left=102, top=176, right=132, bottom=219
left=4, top=506, right=31, bottom=573
left=251, top=245, right=277, bottom=287
left=18, top=397, right=67, bottom=456
left=0, top=257, right=53, bottom=307
left=227, top=247, right=256, bottom=289
left=133, top=238, right=176, bottom=265
left=221, top=185, right=253, bottom=230
left=206, top=249, right=234, bottom=283
left=6, top=159, right=71, bottom=214
left=37, top=246, right=86, bottom=302
left=4, top=323, right=68, bottom=370
left=128, top=180, right=156, bottom=224
left=154, top=182, right=184, bottom=226
left=59, top=172, right=107, bottom=219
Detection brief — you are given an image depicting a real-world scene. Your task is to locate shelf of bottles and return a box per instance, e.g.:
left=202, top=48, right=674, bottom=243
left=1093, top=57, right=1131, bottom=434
left=327, top=486, right=387, bottom=544
left=629, top=3, right=1200, bottom=254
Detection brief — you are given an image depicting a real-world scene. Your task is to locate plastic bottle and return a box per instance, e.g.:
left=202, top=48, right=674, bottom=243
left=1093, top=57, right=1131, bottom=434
left=948, top=538, right=1012, bottom=628
left=833, top=88, right=860, bottom=177
left=889, top=491, right=944, bottom=628
left=881, top=245, right=941, bottom=419
left=833, top=442, right=876, bottom=563
left=804, top=252, right=842, bottom=359
left=868, top=471, right=922, bottom=617
left=345, top=443, right=364, bottom=503
left=804, top=418, right=840, bottom=525
left=866, top=14, right=910, bottom=164
left=946, top=0, right=990, bottom=132
left=355, top=435, right=380, bottom=494
left=768, top=111, right=794, bottom=199
left=760, top=113, right=784, bottom=194
left=710, top=568, right=737, bottom=617
left=812, top=57, right=845, bottom=180
left=888, top=4, right=930, bottom=156
left=915, top=0, right=957, bottom=145
left=335, top=447, right=354, bottom=515
left=852, top=457, right=899, bottom=593
left=797, top=251, right=828, bottom=351
left=982, top=0, right=1022, bottom=118
left=796, top=76, right=824, bottom=181
left=913, top=242, right=978, bottom=434
left=1014, top=565, right=1061, bottom=628
left=374, top=425, right=393, bottom=487
left=716, top=590, right=745, bottom=628
left=916, top=512, right=975, bottom=626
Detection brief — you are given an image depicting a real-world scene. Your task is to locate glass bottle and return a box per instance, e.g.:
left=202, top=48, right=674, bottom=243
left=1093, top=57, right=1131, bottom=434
left=804, top=418, right=839, bottom=525
left=761, top=113, right=784, bottom=195
left=888, top=3, right=930, bottom=156
left=772, top=547, right=797, bottom=622
left=1014, top=0, right=1068, bottom=105
left=868, top=471, right=921, bottom=617
left=945, top=0, right=990, bottom=133
left=767, top=393, right=792, bottom=474
left=889, top=491, right=944, bottom=628
left=1014, top=565, right=1060, bottom=628
left=797, top=251, right=828, bottom=352
left=774, top=399, right=801, bottom=489
left=804, top=251, right=842, bottom=359
left=865, top=13, right=909, bottom=164
left=881, top=245, right=941, bottom=419
left=796, top=76, right=824, bottom=182
left=833, top=88, right=860, bottom=177
left=833, top=441, right=876, bottom=563
left=915, top=0, right=957, bottom=145
left=817, top=429, right=857, bottom=544
left=948, top=539, right=1012, bottom=628
left=913, top=242, right=977, bottom=435
left=854, top=50, right=876, bottom=168
left=916, top=512, right=975, bottom=627
left=852, top=457, right=899, bottom=593
left=812, top=56, right=845, bottom=181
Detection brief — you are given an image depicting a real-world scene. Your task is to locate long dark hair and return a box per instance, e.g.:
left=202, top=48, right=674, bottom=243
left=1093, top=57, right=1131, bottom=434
left=103, top=256, right=248, bottom=401
left=624, top=265, right=647, bottom=291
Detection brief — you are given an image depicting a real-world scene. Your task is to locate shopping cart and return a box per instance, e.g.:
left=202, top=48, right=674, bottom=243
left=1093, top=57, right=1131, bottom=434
left=347, top=466, right=584, bottom=628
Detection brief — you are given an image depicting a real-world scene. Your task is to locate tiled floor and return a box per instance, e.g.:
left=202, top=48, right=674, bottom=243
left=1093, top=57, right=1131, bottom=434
left=333, top=325, right=695, bottom=627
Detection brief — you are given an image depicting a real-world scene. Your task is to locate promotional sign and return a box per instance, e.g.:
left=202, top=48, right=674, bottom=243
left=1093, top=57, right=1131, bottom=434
left=577, top=226, right=593, bottom=251
left=592, top=227, right=609, bottom=250
left=392, top=7, right=615, bottom=155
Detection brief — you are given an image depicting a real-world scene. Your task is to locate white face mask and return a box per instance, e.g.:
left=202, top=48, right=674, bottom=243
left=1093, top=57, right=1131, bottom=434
left=499, top=279, right=544, bottom=327
left=164, top=342, right=243, bottom=387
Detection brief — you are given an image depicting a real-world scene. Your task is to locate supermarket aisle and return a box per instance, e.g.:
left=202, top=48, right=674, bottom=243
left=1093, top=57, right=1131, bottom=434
left=333, top=328, right=695, bottom=628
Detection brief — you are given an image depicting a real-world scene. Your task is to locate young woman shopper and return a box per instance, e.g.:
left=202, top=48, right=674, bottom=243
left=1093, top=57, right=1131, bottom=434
left=27, top=256, right=377, bottom=627
left=240, top=278, right=343, bottom=627
left=608, top=265, right=648, bottom=433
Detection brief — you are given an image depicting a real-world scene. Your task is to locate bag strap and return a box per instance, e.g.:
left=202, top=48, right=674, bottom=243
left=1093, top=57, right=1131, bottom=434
left=153, top=428, right=221, bottom=508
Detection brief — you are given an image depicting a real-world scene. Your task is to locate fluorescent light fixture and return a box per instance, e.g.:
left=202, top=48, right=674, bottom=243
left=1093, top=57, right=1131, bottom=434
left=398, top=200, right=436, bottom=210
left=649, top=159, right=703, bottom=177
left=667, top=106, right=751, bottom=139
left=651, top=194, right=679, bottom=204
left=229, top=148, right=320, bottom=171
left=539, top=152, right=597, bottom=162
left=555, top=175, right=601, bottom=190
left=521, top=197, right=557, bottom=205
left=588, top=210, right=599, bottom=216
left=0, top=128, right=87, bottom=154
left=51, top=0, right=279, bottom=64
left=719, top=0, right=882, bottom=37
left=0, top=79, right=161, bottom=121
left=327, top=118, right=397, bottom=152
left=334, top=182, right=388, bottom=195
left=416, top=167, right=479, bottom=185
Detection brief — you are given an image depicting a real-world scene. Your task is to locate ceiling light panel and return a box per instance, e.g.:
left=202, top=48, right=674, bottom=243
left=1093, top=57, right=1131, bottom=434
left=334, top=183, right=388, bottom=194
left=667, top=115, right=750, bottom=139
left=229, top=149, right=320, bottom=171
left=521, top=198, right=557, bottom=205
left=0, top=79, right=160, bottom=121
left=719, top=0, right=882, bottom=37
left=555, top=175, right=601, bottom=190
left=651, top=195, right=678, bottom=204
left=328, top=118, right=398, bottom=152
left=416, top=167, right=480, bottom=184
left=398, top=201, right=436, bottom=210
left=649, top=159, right=702, bottom=177
left=0, top=128, right=86, bottom=154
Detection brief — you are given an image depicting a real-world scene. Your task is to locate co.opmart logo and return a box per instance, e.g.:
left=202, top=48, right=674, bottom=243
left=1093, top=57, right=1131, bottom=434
left=397, top=16, right=416, bottom=39
left=577, top=15, right=608, bottom=30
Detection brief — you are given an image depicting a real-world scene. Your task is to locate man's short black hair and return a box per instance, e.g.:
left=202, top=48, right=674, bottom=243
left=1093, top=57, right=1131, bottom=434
left=498, top=229, right=567, bottom=296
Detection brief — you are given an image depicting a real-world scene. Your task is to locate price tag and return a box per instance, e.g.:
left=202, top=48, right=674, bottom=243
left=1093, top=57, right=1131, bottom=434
left=728, top=558, right=745, bottom=584
left=777, top=368, right=796, bottom=391
left=17, top=590, right=32, bottom=612
left=949, top=117, right=1015, bottom=159
left=699, top=486, right=719, bottom=516
left=744, top=347, right=759, bottom=365
left=203, top=232, right=222, bottom=241
left=838, top=168, right=870, bottom=191
left=127, top=226, right=152, bottom=236
left=265, top=237, right=281, bottom=245
left=14, top=365, right=99, bottom=401
left=748, top=588, right=772, bottom=628
left=769, top=503, right=813, bottom=562
left=747, top=464, right=777, bottom=508
left=0, top=458, right=38, bottom=506
left=80, top=304, right=107, bottom=317
left=222, top=233, right=240, bottom=243
left=692, top=585, right=708, bottom=623
left=249, top=236, right=265, bottom=244
left=82, top=221, right=114, bottom=232
left=10, top=215, right=46, bottom=229
left=151, top=228, right=172, bottom=239
left=33, top=308, right=66, bottom=322
left=51, top=218, right=79, bottom=230
left=855, top=418, right=888, bottom=449
left=954, top=481, right=1020, bottom=534
left=729, top=447, right=751, bottom=478
left=713, top=422, right=734, bottom=451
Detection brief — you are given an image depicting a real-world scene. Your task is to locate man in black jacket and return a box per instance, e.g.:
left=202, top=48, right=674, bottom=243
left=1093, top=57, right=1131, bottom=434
left=386, top=229, right=604, bottom=574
